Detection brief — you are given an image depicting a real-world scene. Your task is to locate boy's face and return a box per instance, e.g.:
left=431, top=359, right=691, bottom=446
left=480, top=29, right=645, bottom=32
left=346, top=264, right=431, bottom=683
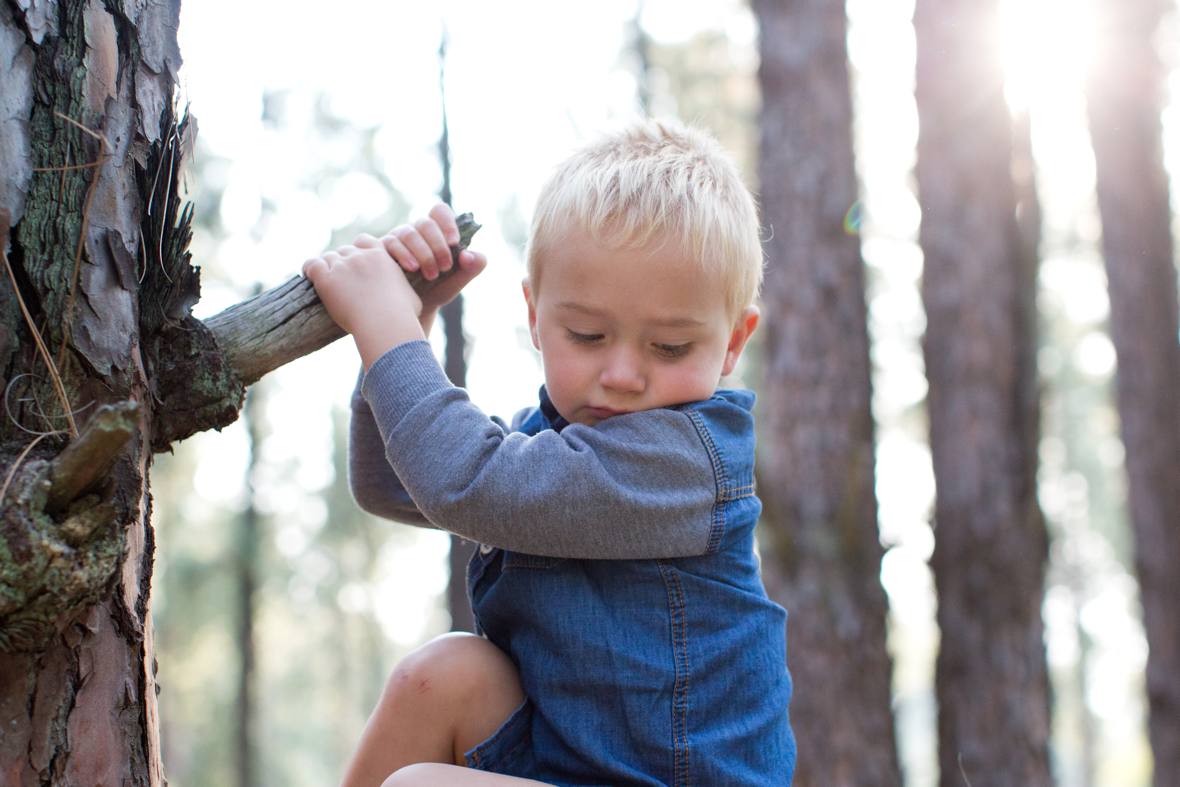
left=524, top=229, right=759, bottom=427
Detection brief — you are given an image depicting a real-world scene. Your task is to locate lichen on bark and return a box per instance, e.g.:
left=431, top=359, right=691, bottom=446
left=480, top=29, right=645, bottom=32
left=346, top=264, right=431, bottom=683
left=0, top=445, right=126, bottom=653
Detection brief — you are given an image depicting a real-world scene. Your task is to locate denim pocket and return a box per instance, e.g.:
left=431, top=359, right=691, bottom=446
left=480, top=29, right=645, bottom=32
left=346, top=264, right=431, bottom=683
left=501, top=551, right=566, bottom=570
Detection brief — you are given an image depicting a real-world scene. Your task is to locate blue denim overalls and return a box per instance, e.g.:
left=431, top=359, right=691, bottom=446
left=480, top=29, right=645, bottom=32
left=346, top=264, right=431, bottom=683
left=464, top=388, right=796, bottom=786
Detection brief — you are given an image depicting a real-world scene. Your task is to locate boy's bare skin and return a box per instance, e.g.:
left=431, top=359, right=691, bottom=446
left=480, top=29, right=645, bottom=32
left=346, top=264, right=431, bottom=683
left=339, top=634, right=543, bottom=787
left=306, top=200, right=758, bottom=786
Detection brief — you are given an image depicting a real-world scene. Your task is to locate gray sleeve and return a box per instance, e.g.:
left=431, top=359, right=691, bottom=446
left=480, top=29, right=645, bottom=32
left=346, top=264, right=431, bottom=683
left=349, top=370, right=433, bottom=526
left=361, top=341, right=719, bottom=559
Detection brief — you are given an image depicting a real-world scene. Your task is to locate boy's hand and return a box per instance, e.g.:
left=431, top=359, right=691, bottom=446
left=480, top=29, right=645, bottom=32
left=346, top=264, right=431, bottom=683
left=302, top=242, right=424, bottom=369
left=373, top=203, right=488, bottom=333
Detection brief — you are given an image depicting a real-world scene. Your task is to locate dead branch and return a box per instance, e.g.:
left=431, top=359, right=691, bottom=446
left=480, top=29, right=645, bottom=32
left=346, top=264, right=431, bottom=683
left=203, top=213, right=481, bottom=386
left=151, top=214, right=481, bottom=451
left=46, top=401, right=137, bottom=515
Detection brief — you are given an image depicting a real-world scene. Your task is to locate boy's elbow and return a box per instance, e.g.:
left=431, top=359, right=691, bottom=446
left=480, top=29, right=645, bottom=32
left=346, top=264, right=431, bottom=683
left=349, top=477, right=430, bottom=526
left=417, top=482, right=499, bottom=536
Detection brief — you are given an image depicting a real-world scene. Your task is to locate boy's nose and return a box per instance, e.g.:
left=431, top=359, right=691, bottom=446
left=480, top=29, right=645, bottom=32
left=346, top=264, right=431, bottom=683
left=600, top=349, right=646, bottom=393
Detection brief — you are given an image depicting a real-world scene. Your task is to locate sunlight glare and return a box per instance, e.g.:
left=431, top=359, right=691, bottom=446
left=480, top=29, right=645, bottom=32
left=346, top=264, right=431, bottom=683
left=999, top=0, right=1097, bottom=112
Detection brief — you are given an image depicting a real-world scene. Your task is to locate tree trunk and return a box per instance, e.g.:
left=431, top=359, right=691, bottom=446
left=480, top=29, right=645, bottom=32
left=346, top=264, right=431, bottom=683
left=436, top=33, right=477, bottom=635
left=0, top=2, right=481, bottom=778
left=1087, top=2, right=1180, bottom=782
left=235, top=386, right=262, bottom=787
left=0, top=0, right=183, bottom=781
left=752, top=2, right=900, bottom=784
left=912, top=1, right=1052, bottom=784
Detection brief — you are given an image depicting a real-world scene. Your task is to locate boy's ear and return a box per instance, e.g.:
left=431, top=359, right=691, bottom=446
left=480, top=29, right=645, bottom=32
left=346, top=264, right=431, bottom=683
left=522, top=279, right=541, bottom=350
left=721, top=305, right=760, bottom=377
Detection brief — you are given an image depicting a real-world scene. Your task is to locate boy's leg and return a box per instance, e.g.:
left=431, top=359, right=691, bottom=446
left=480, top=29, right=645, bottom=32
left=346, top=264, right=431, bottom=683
left=382, top=763, right=551, bottom=786
left=340, top=632, right=525, bottom=787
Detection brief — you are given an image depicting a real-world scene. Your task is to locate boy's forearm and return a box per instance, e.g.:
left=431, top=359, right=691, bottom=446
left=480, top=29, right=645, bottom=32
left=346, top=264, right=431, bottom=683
left=355, top=309, right=426, bottom=370
left=418, top=307, right=439, bottom=337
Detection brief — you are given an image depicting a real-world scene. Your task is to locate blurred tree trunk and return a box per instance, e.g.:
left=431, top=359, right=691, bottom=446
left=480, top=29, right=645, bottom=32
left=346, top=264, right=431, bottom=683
left=0, top=0, right=183, bottom=781
left=913, top=1, right=1052, bottom=785
left=236, top=385, right=262, bottom=787
left=1087, top=2, right=1180, bottom=782
left=752, top=2, right=900, bottom=785
left=437, top=29, right=477, bottom=634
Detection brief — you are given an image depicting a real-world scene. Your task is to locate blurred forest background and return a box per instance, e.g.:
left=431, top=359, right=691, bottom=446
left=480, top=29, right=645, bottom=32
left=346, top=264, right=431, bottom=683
left=143, top=0, right=1179, bottom=785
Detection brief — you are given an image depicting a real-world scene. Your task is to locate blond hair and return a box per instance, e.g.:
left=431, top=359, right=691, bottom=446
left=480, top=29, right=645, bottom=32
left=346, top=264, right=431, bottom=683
left=526, top=119, right=763, bottom=316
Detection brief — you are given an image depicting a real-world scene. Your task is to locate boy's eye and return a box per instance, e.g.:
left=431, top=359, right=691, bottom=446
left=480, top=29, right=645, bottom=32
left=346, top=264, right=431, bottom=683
left=567, top=330, right=604, bottom=344
left=654, top=343, right=692, bottom=359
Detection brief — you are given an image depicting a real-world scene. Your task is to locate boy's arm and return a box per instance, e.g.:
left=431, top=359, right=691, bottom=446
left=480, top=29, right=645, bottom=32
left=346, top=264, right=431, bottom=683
left=362, top=342, right=727, bottom=560
left=348, top=370, right=433, bottom=526
left=302, top=208, right=487, bottom=372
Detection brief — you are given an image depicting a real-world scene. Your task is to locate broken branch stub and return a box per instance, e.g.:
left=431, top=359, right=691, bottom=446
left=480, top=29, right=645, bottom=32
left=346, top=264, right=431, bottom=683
left=46, top=401, right=138, bottom=515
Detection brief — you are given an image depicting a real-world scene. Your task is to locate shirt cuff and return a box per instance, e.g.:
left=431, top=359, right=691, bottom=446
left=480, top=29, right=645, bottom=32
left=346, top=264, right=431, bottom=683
left=361, top=340, right=453, bottom=431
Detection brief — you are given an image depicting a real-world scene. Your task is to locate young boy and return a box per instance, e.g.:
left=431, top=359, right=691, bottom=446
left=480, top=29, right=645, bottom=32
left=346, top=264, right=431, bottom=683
left=304, top=119, right=795, bottom=786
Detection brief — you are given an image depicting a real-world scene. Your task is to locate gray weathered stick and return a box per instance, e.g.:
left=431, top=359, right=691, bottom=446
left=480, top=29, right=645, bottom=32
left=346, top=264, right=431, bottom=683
left=204, top=213, right=481, bottom=386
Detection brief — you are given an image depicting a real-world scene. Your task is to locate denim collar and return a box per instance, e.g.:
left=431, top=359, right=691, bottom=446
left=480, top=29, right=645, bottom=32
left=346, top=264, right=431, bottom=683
left=537, top=386, right=570, bottom=433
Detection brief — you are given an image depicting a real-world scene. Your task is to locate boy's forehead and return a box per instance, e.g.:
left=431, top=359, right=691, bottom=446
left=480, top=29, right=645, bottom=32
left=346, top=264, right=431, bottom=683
left=533, top=226, right=740, bottom=316
left=555, top=300, right=707, bottom=328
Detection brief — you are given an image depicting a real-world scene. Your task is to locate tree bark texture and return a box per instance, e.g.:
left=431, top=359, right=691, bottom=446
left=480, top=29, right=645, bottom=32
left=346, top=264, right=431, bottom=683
left=913, top=1, right=1052, bottom=785
left=0, top=0, right=182, bottom=782
left=0, top=2, right=481, bottom=779
left=1087, top=2, right=1180, bottom=782
left=752, top=2, right=900, bottom=784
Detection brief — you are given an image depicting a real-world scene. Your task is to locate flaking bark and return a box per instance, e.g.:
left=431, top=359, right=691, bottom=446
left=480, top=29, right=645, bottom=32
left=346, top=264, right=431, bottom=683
left=2, top=0, right=175, bottom=781
left=0, top=0, right=478, bottom=779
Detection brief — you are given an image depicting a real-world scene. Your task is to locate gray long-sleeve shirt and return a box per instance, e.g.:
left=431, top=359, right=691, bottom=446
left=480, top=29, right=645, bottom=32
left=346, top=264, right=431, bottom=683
left=349, top=340, right=728, bottom=559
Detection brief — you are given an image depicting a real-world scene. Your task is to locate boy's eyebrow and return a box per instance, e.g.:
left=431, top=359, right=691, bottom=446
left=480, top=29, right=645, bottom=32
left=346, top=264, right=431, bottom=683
left=555, top=301, right=706, bottom=328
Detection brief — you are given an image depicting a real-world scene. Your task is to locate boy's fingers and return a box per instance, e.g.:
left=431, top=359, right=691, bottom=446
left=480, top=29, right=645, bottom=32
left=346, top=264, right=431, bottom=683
left=304, top=251, right=343, bottom=280
left=392, top=227, right=438, bottom=278
left=457, top=250, right=487, bottom=279
left=381, top=234, right=421, bottom=273
left=354, top=233, right=380, bottom=249
left=302, top=257, right=324, bottom=279
left=413, top=218, right=454, bottom=274
left=428, top=203, right=460, bottom=245
left=426, top=250, right=488, bottom=305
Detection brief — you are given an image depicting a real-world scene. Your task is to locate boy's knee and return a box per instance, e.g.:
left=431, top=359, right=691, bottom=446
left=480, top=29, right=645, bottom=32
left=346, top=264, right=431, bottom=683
left=385, top=632, right=519, bottom=706
left=380, top=762, right=445, bottom=786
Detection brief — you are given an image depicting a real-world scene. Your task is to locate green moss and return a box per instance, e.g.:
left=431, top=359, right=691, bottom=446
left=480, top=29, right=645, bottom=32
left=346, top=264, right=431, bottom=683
left=0, top=456, right=125, bottom=653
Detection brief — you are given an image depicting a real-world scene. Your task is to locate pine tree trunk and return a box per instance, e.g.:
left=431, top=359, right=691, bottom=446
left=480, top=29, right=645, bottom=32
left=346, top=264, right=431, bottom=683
left=0, top=0, right=183, bottom=781
left=912, top=1, right=1052, bottom=784
left=1, top=4, right=482, bottom=778
left=752, top=2, right=900, bottom=784
left=1087, top=2, right=1180, bottom=782
left=236, top=388, right=262, bottom=787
